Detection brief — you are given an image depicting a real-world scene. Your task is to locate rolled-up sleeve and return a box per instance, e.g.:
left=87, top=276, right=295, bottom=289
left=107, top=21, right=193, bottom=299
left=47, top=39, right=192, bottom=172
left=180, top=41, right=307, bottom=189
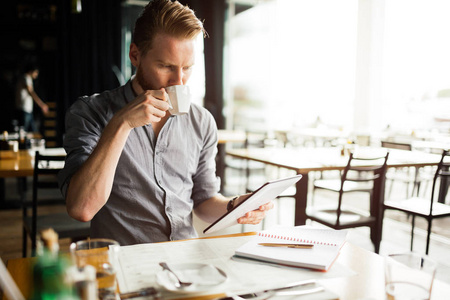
left=58, top=96, right=108, bottom=198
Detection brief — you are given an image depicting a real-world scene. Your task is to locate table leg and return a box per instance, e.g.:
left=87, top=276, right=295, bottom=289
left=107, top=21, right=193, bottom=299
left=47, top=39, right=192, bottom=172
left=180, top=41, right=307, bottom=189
left=438, top=165, right=449, bottom=204
left=294, top=172, right=309, bottom=226
left=372, top=168, right=386, bottom=254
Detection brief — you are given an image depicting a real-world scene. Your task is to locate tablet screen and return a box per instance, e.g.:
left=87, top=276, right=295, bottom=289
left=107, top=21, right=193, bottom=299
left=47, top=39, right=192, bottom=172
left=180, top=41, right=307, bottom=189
left=203, top=174, right=302, bottom=234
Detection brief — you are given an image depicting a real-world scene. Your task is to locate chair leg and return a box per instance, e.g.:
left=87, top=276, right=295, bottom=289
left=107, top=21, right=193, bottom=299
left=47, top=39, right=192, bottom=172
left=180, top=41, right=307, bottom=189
left=370, top=225, right=380, bottom=254
left=22, top=227, right=27, bottom=258
left=426, top=219, right=432, bottom=255
left=410, top=215, right=415, bottom=251
left=31, top=231, right=37, bottom=257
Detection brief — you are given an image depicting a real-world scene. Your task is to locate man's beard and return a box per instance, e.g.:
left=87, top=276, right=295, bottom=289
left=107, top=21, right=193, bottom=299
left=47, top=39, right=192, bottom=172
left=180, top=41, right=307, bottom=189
left=135, top=64, right=154, bottom=91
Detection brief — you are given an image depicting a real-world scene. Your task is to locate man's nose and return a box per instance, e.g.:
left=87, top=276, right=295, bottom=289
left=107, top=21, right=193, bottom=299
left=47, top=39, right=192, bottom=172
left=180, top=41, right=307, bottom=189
left=171, top=69, right=184, bottom=85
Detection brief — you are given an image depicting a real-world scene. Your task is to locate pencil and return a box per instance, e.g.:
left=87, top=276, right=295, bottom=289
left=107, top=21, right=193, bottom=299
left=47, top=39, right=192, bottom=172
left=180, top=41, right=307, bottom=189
left=258, top=243, right=314, bottom=249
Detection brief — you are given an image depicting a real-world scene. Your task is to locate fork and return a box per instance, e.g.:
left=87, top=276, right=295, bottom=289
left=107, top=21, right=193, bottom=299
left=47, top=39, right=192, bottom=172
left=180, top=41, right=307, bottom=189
left=159, top=262, right=193, bottom=288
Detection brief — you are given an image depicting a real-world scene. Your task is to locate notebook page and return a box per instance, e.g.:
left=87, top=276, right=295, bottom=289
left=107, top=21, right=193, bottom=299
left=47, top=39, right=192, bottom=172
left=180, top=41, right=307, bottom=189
left=235, top=227, right=348, bottom=271
left=257, top=227, right=347, bottom=248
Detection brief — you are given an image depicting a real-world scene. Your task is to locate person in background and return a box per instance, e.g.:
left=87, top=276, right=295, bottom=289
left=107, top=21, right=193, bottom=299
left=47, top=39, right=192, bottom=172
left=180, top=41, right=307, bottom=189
left=58, top=0, right=273, bottom=246
left=15, top=63, right=49, bottom=132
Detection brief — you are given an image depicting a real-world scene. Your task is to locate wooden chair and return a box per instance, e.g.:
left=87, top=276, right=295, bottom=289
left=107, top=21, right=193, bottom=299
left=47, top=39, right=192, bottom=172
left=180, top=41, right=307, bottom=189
left=22, top=151, right=90, bottom=257
left=306, top=151, right=389, bottom=253
left=312, top=151, right=379, bottom=202
left=382, top=149, right=450, bottom=254
left=381, top=141, right=433, bottom=199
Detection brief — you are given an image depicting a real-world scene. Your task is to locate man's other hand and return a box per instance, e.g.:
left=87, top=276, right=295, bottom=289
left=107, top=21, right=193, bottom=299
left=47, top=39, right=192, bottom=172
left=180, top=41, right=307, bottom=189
left=237, top=201, right=274, bottom=225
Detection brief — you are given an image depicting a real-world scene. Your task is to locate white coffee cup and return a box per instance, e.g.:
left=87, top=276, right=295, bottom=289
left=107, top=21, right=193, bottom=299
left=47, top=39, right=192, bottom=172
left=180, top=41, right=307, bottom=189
left=166, top=85, right=191, bottom=115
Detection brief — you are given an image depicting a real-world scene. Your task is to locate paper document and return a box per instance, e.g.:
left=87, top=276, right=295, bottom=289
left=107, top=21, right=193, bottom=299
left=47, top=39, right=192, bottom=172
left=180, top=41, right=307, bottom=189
left=116, top=233, right=353, bottom=298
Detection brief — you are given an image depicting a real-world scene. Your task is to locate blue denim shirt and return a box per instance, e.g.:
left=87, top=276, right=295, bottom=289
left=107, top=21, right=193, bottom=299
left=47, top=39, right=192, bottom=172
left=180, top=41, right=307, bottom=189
left=58, top=79, right=220, bottom=245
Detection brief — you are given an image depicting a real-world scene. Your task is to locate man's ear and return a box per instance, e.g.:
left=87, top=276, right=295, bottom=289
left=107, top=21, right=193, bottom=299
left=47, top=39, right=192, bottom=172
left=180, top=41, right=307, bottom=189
left=129, top=43, right=140, bottom=67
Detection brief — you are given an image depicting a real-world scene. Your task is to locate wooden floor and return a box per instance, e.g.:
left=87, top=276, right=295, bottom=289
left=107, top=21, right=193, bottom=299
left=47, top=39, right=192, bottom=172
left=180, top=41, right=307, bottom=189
left=0, top=178, right=73, bottom=264
left=0, top=205, right=73, bottom=262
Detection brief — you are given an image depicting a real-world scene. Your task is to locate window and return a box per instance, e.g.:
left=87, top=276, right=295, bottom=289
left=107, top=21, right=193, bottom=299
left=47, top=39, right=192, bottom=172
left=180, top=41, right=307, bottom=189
left=225, top=0, right=358, bottom=131
left=381, top=0, right=450, bottom=132
left=226, top=0, right=450, bottom=137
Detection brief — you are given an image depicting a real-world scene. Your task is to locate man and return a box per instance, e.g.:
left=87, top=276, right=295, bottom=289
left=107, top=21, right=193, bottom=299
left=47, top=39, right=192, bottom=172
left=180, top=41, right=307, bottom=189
left=58, top=0, right=273, bottom=246
left=15, top=63, right=49, bottom=132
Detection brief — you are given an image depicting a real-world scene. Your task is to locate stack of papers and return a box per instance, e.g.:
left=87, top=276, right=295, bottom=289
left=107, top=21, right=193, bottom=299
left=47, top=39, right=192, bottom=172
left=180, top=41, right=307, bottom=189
left=116, top=230, right=354, bottom=297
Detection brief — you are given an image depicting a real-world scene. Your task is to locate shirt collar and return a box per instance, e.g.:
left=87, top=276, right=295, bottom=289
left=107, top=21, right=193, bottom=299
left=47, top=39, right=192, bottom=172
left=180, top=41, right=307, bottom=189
left=124, top=75, right=136, bottom=104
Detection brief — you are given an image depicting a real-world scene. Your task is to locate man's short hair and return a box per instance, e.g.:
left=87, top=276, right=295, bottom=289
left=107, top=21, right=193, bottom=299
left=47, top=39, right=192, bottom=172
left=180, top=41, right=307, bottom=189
left=133, top=0, right=206, bottom=55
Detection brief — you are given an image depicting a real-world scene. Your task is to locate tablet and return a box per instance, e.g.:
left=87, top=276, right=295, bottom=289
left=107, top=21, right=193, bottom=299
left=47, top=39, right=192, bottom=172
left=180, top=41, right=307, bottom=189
left=203, top=174, right=302, bottom=234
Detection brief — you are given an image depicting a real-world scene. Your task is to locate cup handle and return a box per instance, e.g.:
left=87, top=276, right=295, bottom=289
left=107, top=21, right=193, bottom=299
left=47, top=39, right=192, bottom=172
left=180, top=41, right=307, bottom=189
left=166, top=94, right=174, bottom=110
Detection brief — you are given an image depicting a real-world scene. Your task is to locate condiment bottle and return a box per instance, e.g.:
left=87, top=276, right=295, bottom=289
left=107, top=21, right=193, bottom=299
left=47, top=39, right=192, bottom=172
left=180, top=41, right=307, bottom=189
left=31, top=228, right=79, bottom=300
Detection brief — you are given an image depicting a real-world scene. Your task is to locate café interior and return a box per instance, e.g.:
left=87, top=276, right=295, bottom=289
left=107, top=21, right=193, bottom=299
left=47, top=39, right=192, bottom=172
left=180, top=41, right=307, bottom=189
left=1, top=0, right=450, bottom=299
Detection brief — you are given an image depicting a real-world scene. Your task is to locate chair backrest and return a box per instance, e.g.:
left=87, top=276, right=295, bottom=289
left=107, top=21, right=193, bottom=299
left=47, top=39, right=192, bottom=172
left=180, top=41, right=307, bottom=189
left=341, top=152, right=390, bottom=183
left=381, top=141, right=412, bottom=151
left=29, top=151, right=66, bottom=246
left=429, top=150, right=450, bottom=212
left=336, top=152, right=390, bottom=215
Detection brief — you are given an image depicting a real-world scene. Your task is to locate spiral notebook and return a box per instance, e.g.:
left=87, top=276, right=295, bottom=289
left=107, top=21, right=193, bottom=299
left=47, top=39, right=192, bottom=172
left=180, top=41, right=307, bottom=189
left=234, top=226, right=348, bottom=271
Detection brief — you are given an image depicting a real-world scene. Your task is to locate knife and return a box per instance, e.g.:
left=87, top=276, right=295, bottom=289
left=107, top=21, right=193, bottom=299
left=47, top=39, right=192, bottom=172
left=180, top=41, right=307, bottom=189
left=215, top=279, right=324, bottom=300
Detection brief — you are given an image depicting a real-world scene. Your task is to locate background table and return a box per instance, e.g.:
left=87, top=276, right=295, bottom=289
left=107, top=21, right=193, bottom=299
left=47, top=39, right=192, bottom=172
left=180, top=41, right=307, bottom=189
left=0, top=149, right=66, bottom=209
left=226, top=147, right=442, bottom=253
left=226, top=147, right=441, bottom=224
left=0, top=150, right=34, bottom=178
left=0, top=150, right=35, bottom=209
